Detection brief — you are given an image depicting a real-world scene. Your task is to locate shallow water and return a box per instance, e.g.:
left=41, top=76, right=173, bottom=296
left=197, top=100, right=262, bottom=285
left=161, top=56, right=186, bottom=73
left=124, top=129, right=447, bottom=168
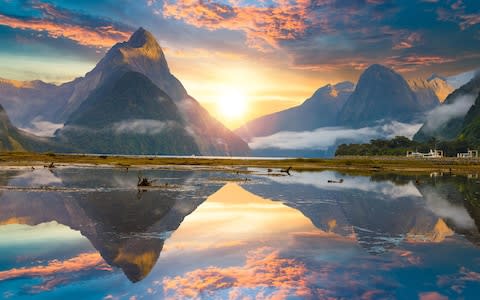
left=0, top=168, right=479, bottom=299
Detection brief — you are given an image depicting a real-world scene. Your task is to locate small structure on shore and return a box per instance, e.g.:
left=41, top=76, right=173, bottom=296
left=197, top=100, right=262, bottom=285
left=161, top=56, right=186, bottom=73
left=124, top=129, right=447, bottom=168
left=457, top=149, right=479, bottom=159
left=406, top=149, right=443, bottom=158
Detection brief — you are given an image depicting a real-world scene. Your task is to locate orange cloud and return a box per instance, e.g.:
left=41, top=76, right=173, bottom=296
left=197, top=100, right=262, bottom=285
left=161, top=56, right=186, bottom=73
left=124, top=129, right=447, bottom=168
left=163, top=0, right=322, bottom=51
left=419, top=292, right=448, bottom=300
left=162, top=247, right=313, bottom=299
left=0, top=252, right=111, bottom=281
left=393, top=32, right=422, bottom=50
left=0, top=14, right=131, bottom=48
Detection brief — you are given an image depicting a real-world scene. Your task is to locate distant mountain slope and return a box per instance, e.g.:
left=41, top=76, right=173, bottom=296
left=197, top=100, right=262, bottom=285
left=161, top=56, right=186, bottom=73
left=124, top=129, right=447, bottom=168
left=337, top=64, right=430, bottom=127
left=447, top=69, right=479, bottom=89
left=408, top=76, right=454, bottom=103
left=235, top=82, right=354, bottom=140
left=414, top=74, right=480, bottom=142
left=458, top=91, right=480, bottom=146
left=0, top=104, right=52, bottom=152
left=0, top=77, right=75, bottom=130
left=55, top=71, right=200, bottom=155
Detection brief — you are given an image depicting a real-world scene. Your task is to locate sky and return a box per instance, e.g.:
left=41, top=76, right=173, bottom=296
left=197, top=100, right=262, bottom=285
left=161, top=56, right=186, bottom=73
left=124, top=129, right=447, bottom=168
left=0, top=0, right=479, bottom=128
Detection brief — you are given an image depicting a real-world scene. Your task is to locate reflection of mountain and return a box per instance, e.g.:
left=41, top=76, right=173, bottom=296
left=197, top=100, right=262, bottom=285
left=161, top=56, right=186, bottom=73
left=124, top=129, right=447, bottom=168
left=244, top=172, right=480, bottom=253
left=415, top=175, right=480, bottom=246
left=0, top=170, right=220, bottom=282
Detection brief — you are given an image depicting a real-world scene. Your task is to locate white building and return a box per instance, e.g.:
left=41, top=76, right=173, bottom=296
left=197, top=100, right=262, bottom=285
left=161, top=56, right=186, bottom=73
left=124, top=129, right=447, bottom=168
left=407, top=149, right=444, bottom=158
left=457, top=150, right=479, bottom=158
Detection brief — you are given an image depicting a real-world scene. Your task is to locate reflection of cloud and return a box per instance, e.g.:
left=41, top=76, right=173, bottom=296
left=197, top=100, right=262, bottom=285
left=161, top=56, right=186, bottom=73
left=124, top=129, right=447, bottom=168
left=419, top=291, right=448, bottom=300
left=437, top=267, right=480, bottom=294
left=0, top=252, right=110, bottom=281
left=421, top=186, right=475, bottom=229
left=267, top=171, right=422, bottom=199
left=12, top=169, right=62, bottom=186
left=422, top=95, right=476, bottom=133
left=162, top=247, right=311, bottom=299
left=248, top=121, right=422, bottom=150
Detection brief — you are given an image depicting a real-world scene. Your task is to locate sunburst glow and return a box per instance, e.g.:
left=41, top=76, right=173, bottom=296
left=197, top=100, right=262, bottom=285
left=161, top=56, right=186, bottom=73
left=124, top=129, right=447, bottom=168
left=217, top=88, right=248, bottom=120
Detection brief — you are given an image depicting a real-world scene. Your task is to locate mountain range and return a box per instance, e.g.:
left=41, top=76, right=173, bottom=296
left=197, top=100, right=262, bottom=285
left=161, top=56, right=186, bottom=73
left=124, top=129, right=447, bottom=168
left=0, top=27, right=478, bottom=156
left=0, top=28, right=249, bottom=155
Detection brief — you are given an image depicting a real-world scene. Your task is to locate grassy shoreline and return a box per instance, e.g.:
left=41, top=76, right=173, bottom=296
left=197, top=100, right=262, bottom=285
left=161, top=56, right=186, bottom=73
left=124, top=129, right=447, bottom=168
left=1, top=152, right=480, bottom=175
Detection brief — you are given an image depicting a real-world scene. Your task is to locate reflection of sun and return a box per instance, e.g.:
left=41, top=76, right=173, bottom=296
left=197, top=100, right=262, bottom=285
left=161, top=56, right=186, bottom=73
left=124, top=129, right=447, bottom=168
left=217, top=88, right=247, bottom=120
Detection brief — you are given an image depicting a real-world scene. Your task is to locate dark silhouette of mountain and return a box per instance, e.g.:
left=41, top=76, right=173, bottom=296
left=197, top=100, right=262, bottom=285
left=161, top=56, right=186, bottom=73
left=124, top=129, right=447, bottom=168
left=235, top=82, right=354, bottom=140
left=337, top=64, right=429, bottom=127
left=414, top=73, right=480, bottom=142
left=55, top=71, right=200, bottom=155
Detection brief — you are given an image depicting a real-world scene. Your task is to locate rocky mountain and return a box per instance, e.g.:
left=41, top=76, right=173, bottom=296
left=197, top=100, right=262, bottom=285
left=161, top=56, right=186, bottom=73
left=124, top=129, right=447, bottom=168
left=337, top=64, right=434, bottom=127
left=414, top=74, right=480, bottom=142
left=235, top=81, right=354, bottom=140
left=54, top=27, right=249, bottom=155
left=0, top=104, right=52, bottom=152
left=55, top=71, right=200, bottom=155
left=0, top=28, right=249, bottom=155
left=0, top=77, right=74, bottom=131
left=408, top=76, right=454, bottom=104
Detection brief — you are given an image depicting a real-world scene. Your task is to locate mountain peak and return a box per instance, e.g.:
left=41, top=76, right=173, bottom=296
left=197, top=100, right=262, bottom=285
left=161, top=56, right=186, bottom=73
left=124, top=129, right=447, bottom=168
left=127, top=27, right=158, bottom=48
left=427, top=73, right=446, bottom=82
left=365, top=64, right=393, bottom=74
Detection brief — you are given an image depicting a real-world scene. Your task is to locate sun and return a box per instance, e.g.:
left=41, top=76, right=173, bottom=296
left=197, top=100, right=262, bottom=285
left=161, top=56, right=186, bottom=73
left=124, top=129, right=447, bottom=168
left=217, top=88, right=248, bottom=120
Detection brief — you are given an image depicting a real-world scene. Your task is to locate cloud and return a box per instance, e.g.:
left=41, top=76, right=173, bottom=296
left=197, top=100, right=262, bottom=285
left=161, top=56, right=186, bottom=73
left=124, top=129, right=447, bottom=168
left=420, top=186, right=476, bottom=229
left=422, top=94, right=476, bottom=133
left=437, top=266, right=480, bottom=294
left=248, top=121, right=422, bottom=150
left=20, top=119, right=64, bottom=137
left=162, top=247, right=312, bottom=299
left=163, top=0, right=319, bottom=51
left=0, top=2, right=131, bottom=48
left=112, top=119, right=178, bottom=135
left=266, top=171, right=422, bottom=199
left=419, top=292, right=448, bottom=300
left=392, top=32, right=422, bottom=50
left=0, top=252, right=110, bottom=281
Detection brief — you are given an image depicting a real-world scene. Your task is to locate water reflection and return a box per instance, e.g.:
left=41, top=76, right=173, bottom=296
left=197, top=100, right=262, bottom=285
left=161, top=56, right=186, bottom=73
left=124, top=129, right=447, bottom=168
left=0, top=168, right=479, bottom=299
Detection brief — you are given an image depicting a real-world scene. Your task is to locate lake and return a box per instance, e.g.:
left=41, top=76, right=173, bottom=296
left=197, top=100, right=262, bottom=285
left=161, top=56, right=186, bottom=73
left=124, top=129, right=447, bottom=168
left=0, top=167, right=479, bottom=299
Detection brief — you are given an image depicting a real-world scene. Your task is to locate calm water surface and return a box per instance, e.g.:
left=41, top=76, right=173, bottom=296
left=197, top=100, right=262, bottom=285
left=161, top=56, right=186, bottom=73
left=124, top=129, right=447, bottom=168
left=0, top=167, right=479, bottom=299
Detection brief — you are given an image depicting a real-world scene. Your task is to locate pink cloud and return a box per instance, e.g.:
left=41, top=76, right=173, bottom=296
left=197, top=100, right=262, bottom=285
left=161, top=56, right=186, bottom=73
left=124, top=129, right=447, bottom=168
left=162, top=247, right=313, bottom=299
left=162, top=0, right=324, bottom=51
left=0, top=2, right=131, bottom=48
left=0, top=252, right=111, bottom=281
left=393, top=32, right=422, bottom=50
left=419, top=292, right=448, bottom=300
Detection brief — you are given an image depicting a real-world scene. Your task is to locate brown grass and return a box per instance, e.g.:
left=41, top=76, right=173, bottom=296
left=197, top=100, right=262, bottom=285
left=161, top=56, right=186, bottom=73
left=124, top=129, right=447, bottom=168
left=0, top=152, right=479, bottom=175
